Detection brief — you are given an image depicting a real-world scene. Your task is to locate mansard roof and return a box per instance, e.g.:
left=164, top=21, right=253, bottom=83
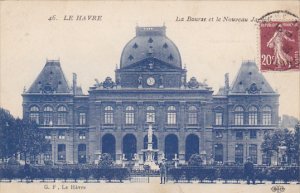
left=230, top=61, right=275, bottom=94
left=27, top=60, right=71, bottom=94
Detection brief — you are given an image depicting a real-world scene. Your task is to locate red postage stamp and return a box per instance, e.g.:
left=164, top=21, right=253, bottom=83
left=260, top=21, right=299, bottom=71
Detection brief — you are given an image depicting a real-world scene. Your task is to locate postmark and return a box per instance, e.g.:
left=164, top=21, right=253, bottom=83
left=259, top=11, right=299, bottom=71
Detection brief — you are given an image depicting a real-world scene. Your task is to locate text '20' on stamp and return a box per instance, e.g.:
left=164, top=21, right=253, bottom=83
left=260, top=21, right=299, bottom=71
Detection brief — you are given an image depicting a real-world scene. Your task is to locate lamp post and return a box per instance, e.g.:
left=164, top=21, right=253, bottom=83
left=52, top=134, right=56, bottom=166
left=245, top=134, right=248, bottom=162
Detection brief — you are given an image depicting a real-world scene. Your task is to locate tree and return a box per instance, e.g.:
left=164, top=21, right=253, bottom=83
left=98, top=153, right=114, bottom=168
left=16, top=118, right=49, bottom=163
left=0, top=108, right=18, bottom=161
left=261, top=127, right=299, bottom=165
left=0, top=107, right=49, bottom=163
left=188, top=154, right=202, bottom=166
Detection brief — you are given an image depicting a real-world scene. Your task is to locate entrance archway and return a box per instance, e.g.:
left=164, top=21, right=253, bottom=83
left=123, top=134, right=137, bottom=160
left=165, top=134, right=178, bottom=161
left=102, top=134, right=116, bottom=160
left=185, top=134, right=199, bottom=161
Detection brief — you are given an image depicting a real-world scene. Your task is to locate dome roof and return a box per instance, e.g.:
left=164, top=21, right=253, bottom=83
left=120, top=26, right=182, bottom=68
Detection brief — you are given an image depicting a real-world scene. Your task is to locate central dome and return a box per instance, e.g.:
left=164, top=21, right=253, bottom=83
left=120, top=26, right=182, bottom=68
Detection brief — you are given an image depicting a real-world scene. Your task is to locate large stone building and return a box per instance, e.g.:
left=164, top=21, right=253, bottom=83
left=22, top=26, right=279, bottom=165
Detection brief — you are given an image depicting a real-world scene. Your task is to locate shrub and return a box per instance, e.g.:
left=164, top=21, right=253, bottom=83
left=168, top=168, right=183, bottom=182
left=7, top=158, right=20, bottom=166
left=81, top=165, right=91, bottom=182
left=44, top=160, right=53, bottom=166
left=93, top=168, right=102, bottom=182
left=188, top=154, right=202, bottom=166
left=98, top=153, right=114, bottom=168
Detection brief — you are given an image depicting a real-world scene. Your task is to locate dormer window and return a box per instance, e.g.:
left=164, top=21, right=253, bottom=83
left=128, top=55, right=134, bottom=61
left=133, top=43, right=138, bottom=49
left=163, top=43, right=168, bottom=48
left=168, top=54, right=174, bottom=61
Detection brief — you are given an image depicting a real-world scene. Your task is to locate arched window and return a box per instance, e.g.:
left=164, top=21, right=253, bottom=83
left=43, top=106, right=53, bottom=126
left=125, top=106, right=135, bottom=125
left=188, top=106, right=197, bottom=125
left=234, top=106, right=244, bottom=125
left=167, top=106, right=176, bottom=125
left=248, top=106, right=258, bottom=125
left=57, top=106, right=67, bottom=125
left=104, top=106, right=114, bottom=124
left=146, top=106, right=155, bottom=123
left=262, top=106, right=272, bottom=125
left=29, top=106, right=39, bottom=124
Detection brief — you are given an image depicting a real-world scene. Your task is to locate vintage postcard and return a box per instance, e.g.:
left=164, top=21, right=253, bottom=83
left=0, top=1, right=299, bottom=193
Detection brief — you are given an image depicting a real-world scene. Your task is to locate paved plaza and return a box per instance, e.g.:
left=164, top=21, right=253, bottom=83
left=0, top=177, right=299, bottom=193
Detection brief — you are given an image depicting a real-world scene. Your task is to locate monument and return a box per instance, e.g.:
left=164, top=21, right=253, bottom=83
left=141, top=118, right=159, bottom=170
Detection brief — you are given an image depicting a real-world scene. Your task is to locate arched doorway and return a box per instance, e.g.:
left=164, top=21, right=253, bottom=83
left=143, top=134, right=158, bottom=161
left=102, top=134, right=116, bottom=160
left=165, top=134, right=178, bottom=161
left=123, top=134, right=137, bottom=161
left=185, top=134, right=199, bottom=161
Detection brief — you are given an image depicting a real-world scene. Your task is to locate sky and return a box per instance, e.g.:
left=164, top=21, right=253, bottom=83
left=0, top=1, right=299, bottom=119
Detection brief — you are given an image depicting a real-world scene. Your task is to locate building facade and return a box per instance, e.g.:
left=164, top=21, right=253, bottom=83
left=22, top=26, right=279, bottom=165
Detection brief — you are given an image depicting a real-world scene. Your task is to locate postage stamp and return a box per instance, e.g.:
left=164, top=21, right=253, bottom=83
left=260, top=21, right=299, bottom=71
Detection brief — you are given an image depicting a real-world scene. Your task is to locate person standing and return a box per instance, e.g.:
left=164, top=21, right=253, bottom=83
left=159, top=158, right=167, bottom=184
left=244, top=157, right=255, bottom=184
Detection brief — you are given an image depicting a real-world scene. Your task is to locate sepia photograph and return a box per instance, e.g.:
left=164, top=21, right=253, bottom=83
left=0, top=1, right=299, bottom=193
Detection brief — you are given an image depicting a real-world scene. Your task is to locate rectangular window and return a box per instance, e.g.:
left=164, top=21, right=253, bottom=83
left=167, top=112, right=176, bottom=125
left=78, top=144, right=86, bottom=164
left=249, top=113, right=257, bottom=125
left=43, top=112, right=53, bottom=126
left=29, top=113, right=39, bottom=124
left=57, top=113, right=67, bottom=125
left=236, top=131, right=243, bottom=140
left=104, top=112, right=114, bottom=124
left=45, top=133, right=51, bottom=140
left=188, top=112, right=197, bottom=125
left=58, top=131, right=65, bottom=140
left=215, top=112, right=223, bottom=125
left=250, top=130, right=257, bottom=139
left=215, top=130, right=223, bottom=138
left=44, top=144, right=52, bottom=160
left=57, top=144, right=66, bottom=161
left=79, top=131, right=86, bottom=140
left=125, top=112, right=135, bottom=125
left=249, top=144, right=257, bottom=164
left=235, top=144, right=244, bottom=164
left=234, top=113, right=244, bottom=125
left=214, top=144, right=223, bottom=163
left=79, top=113, right=86, bottom=125
left=262, top=113, right=271, bottom=125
